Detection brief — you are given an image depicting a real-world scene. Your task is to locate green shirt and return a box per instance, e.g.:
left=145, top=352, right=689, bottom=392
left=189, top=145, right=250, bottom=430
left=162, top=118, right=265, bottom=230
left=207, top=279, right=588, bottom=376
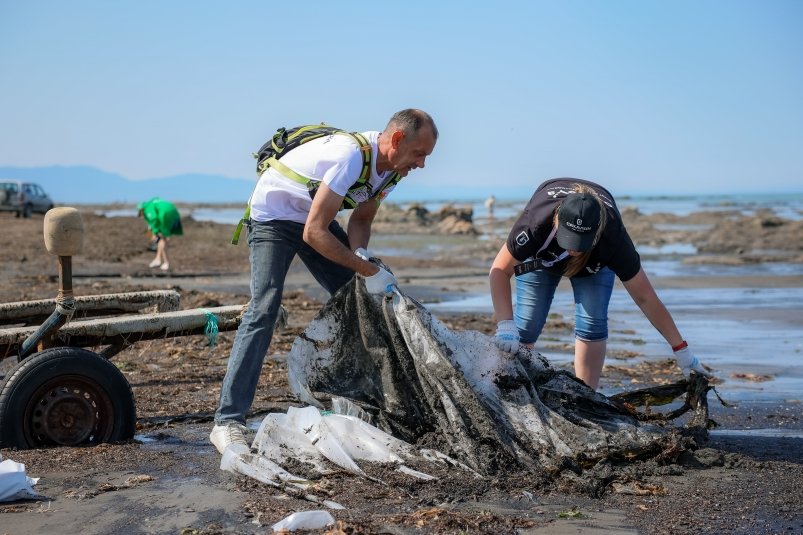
left=137, top=197, right=183, bottom=237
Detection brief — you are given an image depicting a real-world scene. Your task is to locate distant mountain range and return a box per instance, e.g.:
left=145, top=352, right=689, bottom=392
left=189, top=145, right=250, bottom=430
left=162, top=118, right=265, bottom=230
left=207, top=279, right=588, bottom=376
left=0, top=165, right=256, bottom=204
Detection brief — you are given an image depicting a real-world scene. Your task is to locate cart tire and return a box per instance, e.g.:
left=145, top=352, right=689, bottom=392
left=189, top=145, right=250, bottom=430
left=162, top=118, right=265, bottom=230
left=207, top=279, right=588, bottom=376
left=0, top=347, right=136, bottom=449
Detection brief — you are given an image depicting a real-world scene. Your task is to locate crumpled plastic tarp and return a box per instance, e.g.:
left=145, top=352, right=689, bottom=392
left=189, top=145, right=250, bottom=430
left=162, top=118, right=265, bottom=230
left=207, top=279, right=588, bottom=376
left=0, top=456, right=43, bottom=502
left=221, top=403, right=474, bottom=506
left=279, top=279, right=700, bottom=476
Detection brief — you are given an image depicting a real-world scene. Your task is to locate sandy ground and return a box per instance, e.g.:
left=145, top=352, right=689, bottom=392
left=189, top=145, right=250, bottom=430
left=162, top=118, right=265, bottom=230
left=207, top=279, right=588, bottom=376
left=1, top=208, right=802, bottom=534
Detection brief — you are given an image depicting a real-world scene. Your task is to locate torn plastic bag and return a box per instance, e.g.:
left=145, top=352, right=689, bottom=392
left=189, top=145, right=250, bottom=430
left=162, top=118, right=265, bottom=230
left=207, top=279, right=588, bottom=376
left=0, top=458, right=43, bottom=502
left=272, top=510, right=335, bottom=532
left=287, top=279, right=708, bottom=475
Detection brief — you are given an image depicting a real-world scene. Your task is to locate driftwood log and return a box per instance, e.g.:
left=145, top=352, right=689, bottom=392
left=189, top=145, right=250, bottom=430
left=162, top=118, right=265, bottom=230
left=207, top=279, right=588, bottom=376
left=0, top=290, right=181, bottom=326
left=0, top=304, right=245, bottom=359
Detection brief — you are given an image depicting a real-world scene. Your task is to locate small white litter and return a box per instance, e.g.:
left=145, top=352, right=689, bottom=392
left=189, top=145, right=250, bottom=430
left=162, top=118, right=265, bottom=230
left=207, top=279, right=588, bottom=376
left=0, top=458, right=43, bottom=502
left=272, top=509, right=335, bottom=532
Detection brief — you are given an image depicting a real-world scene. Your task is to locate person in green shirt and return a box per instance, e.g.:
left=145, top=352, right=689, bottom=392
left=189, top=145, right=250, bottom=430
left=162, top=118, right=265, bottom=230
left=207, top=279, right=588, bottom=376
left=137, top=197, right=183, bottom=271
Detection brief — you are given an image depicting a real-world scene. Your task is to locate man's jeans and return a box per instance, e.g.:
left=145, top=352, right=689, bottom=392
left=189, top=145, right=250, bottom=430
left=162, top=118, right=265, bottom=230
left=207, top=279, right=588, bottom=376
left=514, top=266, right=615, bottom=344
left=214, top=219, right=354, bottom=425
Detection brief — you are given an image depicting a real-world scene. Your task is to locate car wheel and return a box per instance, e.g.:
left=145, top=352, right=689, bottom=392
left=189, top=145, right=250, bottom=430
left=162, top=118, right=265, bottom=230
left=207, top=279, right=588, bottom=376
left=0, top=347, right=137, bottom=449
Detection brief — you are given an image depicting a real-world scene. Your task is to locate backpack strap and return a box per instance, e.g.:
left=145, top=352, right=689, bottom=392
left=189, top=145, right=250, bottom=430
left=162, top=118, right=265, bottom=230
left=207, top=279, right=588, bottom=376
left=262, top=156, right=310, bottom=186
left=230, top=203, right=251, bottom=245
left=370, top=170, right=402, bottom=200
left=337, top=132, right=373, bottom=209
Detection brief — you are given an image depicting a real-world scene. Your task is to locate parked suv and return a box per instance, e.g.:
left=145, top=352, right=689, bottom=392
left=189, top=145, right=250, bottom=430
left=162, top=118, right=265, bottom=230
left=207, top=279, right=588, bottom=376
left=0, top=180, right=54, bottom=218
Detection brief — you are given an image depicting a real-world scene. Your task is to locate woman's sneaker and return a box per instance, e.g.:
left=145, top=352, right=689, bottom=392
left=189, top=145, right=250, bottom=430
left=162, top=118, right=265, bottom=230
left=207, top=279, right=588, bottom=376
left=209, top=423, right=249, bottom=454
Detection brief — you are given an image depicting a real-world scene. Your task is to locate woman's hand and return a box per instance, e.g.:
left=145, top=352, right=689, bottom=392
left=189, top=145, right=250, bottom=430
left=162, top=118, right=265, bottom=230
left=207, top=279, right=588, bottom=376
left=673, top=344, right=711, bottom=376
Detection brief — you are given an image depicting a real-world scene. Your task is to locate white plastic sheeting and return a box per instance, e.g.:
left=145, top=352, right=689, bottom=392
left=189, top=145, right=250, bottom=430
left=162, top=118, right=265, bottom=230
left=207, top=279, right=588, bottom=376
left=219, top=404, right=475, bottom=494
left=0, top=456, right=42, bottom=502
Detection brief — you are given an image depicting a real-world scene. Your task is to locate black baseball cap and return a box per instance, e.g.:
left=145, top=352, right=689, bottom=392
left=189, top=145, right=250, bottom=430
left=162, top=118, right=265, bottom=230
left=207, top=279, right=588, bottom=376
left=556, top=193, right=601, bottom=252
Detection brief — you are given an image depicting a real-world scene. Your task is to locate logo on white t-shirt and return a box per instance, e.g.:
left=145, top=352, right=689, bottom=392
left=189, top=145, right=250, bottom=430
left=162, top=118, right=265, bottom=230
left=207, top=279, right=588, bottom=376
left=347, top=185, right=372, bottom=204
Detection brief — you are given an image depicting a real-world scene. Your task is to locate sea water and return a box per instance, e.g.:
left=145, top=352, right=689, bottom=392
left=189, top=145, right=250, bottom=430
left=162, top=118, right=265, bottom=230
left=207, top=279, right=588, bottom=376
left=99, top=192, right=803, bottom=225
left=427, top=278, right=803, bottom=403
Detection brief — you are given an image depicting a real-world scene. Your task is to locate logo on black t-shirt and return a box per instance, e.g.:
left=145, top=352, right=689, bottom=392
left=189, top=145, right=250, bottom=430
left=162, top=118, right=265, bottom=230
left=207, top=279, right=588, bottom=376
left=515, top=231, right=529, bottom=246
left=585, top=262, right=602, bottom=274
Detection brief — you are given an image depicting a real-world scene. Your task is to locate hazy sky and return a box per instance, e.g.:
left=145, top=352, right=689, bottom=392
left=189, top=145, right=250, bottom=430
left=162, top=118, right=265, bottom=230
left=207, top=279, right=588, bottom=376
left=1, top=1, right=801, bottom=198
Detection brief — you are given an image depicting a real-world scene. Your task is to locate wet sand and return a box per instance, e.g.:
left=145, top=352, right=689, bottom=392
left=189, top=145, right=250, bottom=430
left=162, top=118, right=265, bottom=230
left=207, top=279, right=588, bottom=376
left=1, top=209, right=802, bottom=534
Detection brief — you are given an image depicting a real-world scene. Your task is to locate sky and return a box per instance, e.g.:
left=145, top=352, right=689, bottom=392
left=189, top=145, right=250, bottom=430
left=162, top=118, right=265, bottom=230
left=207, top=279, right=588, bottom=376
left=1, top=1, right=802, bottom=199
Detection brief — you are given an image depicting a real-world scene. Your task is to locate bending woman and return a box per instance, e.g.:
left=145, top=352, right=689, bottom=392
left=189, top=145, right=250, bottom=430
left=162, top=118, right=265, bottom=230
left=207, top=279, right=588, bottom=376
left=489, top=178, right=709, bottom=389
left=137, top=197, right=183, bottom=271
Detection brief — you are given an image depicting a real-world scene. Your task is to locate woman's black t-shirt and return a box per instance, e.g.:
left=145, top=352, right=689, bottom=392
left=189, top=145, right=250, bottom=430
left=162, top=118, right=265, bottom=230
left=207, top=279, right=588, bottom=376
left=505, top=178, right=641, bottom=282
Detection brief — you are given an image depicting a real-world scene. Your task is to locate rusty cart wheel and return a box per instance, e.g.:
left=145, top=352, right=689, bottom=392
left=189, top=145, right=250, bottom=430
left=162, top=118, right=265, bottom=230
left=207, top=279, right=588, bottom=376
left=0, top=347, right=136, bottom=449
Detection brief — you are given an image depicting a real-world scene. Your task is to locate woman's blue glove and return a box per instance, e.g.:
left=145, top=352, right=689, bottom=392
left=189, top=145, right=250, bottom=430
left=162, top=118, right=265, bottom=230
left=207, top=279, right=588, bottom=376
left=494, top=320, right=520, bottom=353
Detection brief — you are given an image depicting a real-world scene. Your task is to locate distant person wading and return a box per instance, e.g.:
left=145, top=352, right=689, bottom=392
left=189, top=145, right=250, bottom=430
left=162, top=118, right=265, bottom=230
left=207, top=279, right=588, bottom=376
left=484, top=195, right=496, bottom=220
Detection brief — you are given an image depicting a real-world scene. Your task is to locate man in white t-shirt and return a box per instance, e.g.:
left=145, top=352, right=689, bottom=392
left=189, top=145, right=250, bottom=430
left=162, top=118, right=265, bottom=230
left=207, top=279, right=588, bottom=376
left=210, top=109, right=438, bottom=454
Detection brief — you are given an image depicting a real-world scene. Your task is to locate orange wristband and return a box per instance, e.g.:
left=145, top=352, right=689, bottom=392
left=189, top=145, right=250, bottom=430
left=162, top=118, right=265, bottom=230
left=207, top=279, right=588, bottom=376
left=671, top=340, right=688, bottom=352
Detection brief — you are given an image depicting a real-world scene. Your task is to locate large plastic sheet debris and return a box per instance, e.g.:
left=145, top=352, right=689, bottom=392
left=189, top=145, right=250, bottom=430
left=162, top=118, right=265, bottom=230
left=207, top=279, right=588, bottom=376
left=221, top=404, right=476, bottom=506
left=283, top=278, right=708, bottom=477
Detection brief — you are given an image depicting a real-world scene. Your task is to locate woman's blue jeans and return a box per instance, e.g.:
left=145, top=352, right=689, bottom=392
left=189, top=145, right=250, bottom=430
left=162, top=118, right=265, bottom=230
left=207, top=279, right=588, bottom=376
left=214, top=219, right=355, bottom=426
left=514, top=266, right=615, bottom=344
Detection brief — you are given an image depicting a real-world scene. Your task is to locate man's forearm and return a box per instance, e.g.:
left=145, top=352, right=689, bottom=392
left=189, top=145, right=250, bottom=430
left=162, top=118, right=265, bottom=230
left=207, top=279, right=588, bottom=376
left=347, top=220, right=372, bottom=252
left=304, top=183, right=378, bottom=276
left=304, top=224, right=374, bottom=275
left=347, top=199, right=379, bottom=251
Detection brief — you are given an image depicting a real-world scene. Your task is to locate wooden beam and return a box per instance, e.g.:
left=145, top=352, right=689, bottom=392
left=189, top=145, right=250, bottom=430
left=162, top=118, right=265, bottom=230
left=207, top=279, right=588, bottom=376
left=0, top=290, right=181, bottom=326
left=0, top=304, right=245, bottom=359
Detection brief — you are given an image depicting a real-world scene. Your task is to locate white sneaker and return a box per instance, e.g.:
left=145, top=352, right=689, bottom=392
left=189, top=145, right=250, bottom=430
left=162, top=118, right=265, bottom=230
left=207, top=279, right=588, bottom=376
left=209, top=423, right=249, bottom=454
left=159, top=262, right=170, bottom=271
left=148, top=259, right=162, bottom=268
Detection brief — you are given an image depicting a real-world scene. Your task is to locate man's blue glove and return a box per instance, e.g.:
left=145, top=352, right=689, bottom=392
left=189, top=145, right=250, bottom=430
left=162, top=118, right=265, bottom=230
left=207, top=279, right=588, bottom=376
left=494, top=320, right=520, bottom=354
left=673, top=344, right=710, bottom=376
left=363, top=266, right=397, bottom=295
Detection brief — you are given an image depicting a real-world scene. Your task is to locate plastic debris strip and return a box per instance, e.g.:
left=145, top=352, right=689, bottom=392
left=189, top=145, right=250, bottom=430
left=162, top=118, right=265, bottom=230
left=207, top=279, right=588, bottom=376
left=219, top=440, right=346, bottom=510
left=203, top=309, right=219, bottom=347
left=0, top=457, right=44, bottom=502
left=285, top=278, right=708, bottom=477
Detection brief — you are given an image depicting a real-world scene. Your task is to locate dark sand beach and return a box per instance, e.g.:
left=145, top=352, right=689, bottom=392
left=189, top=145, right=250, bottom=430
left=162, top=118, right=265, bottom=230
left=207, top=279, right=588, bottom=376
left=1, top=206, right=802, bottom=534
